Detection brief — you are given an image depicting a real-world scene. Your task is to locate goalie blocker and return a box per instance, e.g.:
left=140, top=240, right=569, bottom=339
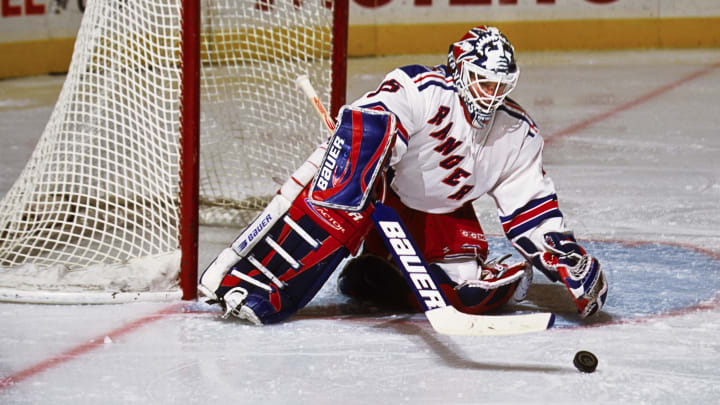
left=198, top=106, right=396, bottom=324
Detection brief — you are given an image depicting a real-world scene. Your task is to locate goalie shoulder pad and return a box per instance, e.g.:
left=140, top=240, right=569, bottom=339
left=309, top=106, right=397, bottom=212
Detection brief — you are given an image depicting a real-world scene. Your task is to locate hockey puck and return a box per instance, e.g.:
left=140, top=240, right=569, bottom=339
left=573, top=350, right=598, bottom=373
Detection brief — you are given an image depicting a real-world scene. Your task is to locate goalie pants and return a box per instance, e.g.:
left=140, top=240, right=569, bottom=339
left=365, top=189, right=489, bottom=263
left=341, top=190, right=519, bottom=314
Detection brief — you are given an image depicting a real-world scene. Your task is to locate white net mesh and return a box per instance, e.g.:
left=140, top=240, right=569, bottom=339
left=0, top=0, right=338, bottom=302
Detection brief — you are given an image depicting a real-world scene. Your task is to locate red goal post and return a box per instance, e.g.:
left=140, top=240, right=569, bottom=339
left=0, top=0, right=348, bottom=303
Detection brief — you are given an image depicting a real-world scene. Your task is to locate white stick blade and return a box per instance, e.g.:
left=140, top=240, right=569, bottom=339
left=425, top=306, right=555, bottom=336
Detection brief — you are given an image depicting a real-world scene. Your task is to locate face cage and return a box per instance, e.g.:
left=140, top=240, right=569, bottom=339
left=457, top=62, right=519, bottom=127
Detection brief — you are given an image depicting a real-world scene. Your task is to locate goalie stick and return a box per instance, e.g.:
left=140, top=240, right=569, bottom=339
left=295, top=75, right=555, bottom=336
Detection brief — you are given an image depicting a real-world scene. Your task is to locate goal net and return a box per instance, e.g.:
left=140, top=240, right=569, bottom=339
left=0, top=0, right=347, bottom=303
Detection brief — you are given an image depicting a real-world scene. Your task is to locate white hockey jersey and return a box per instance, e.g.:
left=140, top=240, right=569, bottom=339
left=351, top=64, right=568, bottom=243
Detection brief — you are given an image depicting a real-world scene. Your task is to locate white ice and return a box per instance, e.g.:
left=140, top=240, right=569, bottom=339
left=1, top=49, right=719, bottom=404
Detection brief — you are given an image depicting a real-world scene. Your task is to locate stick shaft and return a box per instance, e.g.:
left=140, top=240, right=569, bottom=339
left=296, top=75, right=336, bottom=133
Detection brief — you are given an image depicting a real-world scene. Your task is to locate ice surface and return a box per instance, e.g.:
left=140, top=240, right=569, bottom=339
left=1, top=49, right=720, bottom=404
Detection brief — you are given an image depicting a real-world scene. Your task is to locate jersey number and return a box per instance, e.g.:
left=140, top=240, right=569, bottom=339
left=368, top=79, right=402, bottom=98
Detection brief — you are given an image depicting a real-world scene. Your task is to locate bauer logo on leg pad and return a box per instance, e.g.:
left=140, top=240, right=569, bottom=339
left=235, top=214, right=273, bottom=252
left=309, top=106, right=397, bottom=212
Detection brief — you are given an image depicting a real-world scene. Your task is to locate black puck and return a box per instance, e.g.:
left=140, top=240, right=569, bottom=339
left=573, top=350, right=598, bottom=373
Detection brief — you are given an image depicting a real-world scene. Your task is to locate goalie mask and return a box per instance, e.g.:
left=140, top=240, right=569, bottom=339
left=449, top=26, right=519, bottom=129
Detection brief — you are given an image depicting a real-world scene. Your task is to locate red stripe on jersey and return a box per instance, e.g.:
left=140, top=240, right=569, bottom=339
left=504, top=99, right=525, bottom=113
left=396, top=123, right=409, bottom=143
left=501, top=199, right=559, bottom=234
left=504, top=99, right=539, bottom=133
left=413, top=72, right=452, bottom=85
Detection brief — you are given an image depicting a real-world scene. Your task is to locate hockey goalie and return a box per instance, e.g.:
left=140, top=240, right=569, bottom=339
left=198, top=25, right=608, bottom=325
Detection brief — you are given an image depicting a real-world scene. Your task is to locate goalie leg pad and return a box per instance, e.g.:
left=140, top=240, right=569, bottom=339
left=214, top=204, right=352, bottom=324
left=203, top=182, right=377, bottom=324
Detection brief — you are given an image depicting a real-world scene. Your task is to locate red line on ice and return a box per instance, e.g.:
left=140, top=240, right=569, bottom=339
left=545, top=61, right=720, bottom=143
left=0, top=302, right=186, bottom=391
